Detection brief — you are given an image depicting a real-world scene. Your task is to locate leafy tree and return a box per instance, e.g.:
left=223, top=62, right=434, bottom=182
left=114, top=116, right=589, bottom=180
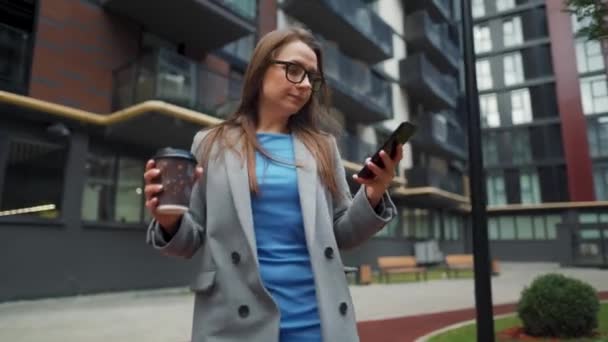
left=565, top=0, right=608, bottom=40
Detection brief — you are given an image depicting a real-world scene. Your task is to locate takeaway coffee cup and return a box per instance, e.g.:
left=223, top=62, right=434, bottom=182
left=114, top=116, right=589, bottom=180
left=152, top=147, right=197, bottom=215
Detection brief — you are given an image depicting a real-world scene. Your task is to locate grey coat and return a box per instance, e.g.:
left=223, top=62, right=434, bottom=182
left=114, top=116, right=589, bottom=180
left=147, top=129, right=397, bottom=342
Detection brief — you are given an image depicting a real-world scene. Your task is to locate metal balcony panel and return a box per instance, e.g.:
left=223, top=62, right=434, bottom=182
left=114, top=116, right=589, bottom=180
left=327, top=78, right=392, bottom=123
left=101, top=0, right=256, bottom=52
left=411, top=111, right=467, bottom=160
left=404, top=11, right=459, bottom=72
left=400, top=54, right=458, bottom=110
left=404, top=0, right=451, bottom=21
left=280, top=0, right=393, bottom=63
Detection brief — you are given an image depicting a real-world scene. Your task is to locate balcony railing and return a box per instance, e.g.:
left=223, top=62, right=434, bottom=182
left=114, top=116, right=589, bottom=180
left=113, top=49, right=242, bottom=119
left=320, top=38, right=393, bottom=122
left=0, top=23, right=30, bottom=94
left=218, top=34, right=255, bottom=68
left=411, top=110, right=467, bottom=160
left=337, top=133, right=377, bottom=164
left=407, top=166, right=464, bottom=195
left=280, top=0, right=393, bottom=63
left=215, top=0, right=256, bottom=20
left=400, top=53, right=458, bottom=109
left=404, top=11, right=459, bottom=71
left=404, top=0, right=451, bottom=21
left=101, top=0, right=256, bottom=52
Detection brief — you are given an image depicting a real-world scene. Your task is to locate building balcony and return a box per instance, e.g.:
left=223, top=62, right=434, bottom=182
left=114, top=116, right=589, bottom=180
left=109, top=48, right=242, bottom=147
left=0, top=23, right=30, bottom=94
left=411, top=111, right=467, bottom=160
left=400, top=53, right=458, bottom=110
left=404, top=11, right=459, bottom=72
left=101, top=0, right=256, bottom=52
left=321, top=38, right=393, bottom=123
left=280, top=0, right=393, bottom=64
left=217, top=34, right=255, bottom=69
left=407, top=165, right=465, bottom=196
left=337, top=133, right=376, bottom=165
left=404, top=0, right=451, bottom=22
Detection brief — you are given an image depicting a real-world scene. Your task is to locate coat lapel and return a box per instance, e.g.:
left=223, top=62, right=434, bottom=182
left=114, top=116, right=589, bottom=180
left=224, top=144, right=258, bottom=265
left=294, top=136, right=317, bottom=247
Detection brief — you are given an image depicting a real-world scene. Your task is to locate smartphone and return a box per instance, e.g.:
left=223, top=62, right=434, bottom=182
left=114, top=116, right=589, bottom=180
left=357, top=121, right=417, bottom=179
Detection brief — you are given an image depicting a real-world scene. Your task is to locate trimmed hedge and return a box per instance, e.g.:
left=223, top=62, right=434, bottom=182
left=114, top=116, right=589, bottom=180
left=517, top=273, right=599, bottom=338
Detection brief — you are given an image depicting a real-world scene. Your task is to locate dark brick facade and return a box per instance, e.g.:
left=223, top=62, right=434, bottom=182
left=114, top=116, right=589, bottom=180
left=29, top=0, right=140, bottom=112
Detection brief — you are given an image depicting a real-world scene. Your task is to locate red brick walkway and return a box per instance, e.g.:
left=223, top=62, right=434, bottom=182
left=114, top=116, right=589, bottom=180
left=357, top=291, right=608, bottom=342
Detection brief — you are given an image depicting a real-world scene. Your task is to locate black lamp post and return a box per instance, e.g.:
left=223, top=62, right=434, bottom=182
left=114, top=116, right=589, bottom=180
left=460, top=0, right=495, bottom=341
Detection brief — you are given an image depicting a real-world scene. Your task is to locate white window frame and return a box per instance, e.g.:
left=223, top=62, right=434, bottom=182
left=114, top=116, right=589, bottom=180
left=476, top=59, right=493, bottom=90
left=474, top=25, right=492, bottom=54
left=503, top=16, right=523, bottom=47
left=581, top=75, right=608, bottom=115
left=472, top=0, right=486, bottom=18
left=479, top=93, right=501, bottom=127
left=503, top=52, right=524, bottom=86
left=575, top=38, right=605, bottom=73
left=511, top=88, right=533, bottom=124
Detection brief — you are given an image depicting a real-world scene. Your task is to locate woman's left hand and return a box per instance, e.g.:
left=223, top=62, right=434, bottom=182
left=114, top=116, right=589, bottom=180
left=352, top=144, right=404, bottom=208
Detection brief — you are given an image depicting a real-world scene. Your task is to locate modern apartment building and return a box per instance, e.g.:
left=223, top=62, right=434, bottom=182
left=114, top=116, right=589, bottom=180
left=1, top=0, right=606, bottom=302
left=472, top=0, right=608, bottom=265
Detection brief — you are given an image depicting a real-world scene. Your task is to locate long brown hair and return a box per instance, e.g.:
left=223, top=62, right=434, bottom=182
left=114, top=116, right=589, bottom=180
left=198, top=27, right=341, bottom=197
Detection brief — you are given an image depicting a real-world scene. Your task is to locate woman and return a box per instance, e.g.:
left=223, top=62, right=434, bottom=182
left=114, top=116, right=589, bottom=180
left=143, top=27, right=403, bottom=342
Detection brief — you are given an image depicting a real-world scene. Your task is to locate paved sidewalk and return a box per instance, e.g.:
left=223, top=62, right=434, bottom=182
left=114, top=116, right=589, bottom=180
left=0, top=263, right=606, bottom=342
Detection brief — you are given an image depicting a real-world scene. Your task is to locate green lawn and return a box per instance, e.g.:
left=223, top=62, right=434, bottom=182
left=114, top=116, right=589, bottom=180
left=428, top=303, right=608, bottom=342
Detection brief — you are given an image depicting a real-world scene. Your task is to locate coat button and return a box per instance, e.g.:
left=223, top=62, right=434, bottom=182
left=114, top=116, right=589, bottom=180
left=231, top=251, right=241, bottom=265
left=238, top=305, right=249, bottom=318
left=339, top=302, right=348, bottom=315
left=324, top=247, right=334, bottom=259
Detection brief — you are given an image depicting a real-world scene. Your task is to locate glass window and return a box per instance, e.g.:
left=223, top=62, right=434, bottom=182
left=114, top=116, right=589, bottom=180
left=114, top=158, right=144, bottom=223
left=579, top=212, right=599, bottom=223
left=82, top=151, right=145, bottom=224
left=503, top=52, right=524, bottom=86
left=593, top=163, right=608, bottom=201
left=533, top=216, right=546, bottom=239
left=473, top=0, right=486, bottom=18
left=580, top=75, right=608, bottom=115
left=0, top=137, right=67, bottom=219
left=571, top=13, right=593, bottom=35
left=516, top=216, right=534, bottom=239
left=476, top=59, right=493, bottom=90
left=600, top=213, right=608, bottom=222
left=598, top=117, right=608, bottom=157
left=474, top=25, right=492, bottom=53
left=496, top=0, right=516, bottom=12
left=488, top=217, right=499, bottom=240
left=433, top=113, right=448, bottom=143
left=482, top=132, right=499, bottom=166
left=511, top=88, right=533, bottom=124
left=499, top=216, right=516, bottom=239
left=480, top=93, right=501, bottom=127
left=512, top=130, right=532, bottom=165
left=575, top=38, right=605, bottom=73
left=520, top=169, right=541, bottom=204
left=546, top=215, right=561, bottom=239
left=487, top=173, right=507, bottom=205
left=503, top=16, right=523, bottom=47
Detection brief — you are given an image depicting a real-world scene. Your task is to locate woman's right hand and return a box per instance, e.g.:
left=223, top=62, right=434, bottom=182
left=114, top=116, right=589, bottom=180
left=143, top=159, right=204, bottom=234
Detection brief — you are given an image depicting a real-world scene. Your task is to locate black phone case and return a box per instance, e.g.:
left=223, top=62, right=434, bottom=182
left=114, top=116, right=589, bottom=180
left=356, top=122, right=417, bottom=179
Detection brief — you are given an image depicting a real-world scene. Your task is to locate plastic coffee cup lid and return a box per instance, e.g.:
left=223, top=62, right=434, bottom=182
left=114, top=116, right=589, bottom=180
left=153, top=147, right=196, bottom=162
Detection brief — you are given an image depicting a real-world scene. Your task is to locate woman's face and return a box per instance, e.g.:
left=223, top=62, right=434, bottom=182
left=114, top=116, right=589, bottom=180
left=260, top=40, right=320, bottom=117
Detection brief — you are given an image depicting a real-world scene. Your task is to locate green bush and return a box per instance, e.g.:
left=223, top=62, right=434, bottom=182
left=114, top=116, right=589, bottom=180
left=517, top=273, right=600, bottom=339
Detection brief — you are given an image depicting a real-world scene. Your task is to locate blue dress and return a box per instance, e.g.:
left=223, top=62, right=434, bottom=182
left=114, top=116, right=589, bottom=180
left=250, top=133, right=322, bottom=342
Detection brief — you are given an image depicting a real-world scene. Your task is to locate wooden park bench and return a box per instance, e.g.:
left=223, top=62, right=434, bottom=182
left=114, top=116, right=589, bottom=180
left=445, top=254, right=501, bottom=278
left=377, top=256, right=427, bottom=283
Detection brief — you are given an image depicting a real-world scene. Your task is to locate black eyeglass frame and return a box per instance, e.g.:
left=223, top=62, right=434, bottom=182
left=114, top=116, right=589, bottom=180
left=271, top=59, right=325, bottom=92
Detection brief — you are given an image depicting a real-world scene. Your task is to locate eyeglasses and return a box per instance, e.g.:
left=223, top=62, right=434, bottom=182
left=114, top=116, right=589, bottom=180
left=271, top=60, right=324, bottom=92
